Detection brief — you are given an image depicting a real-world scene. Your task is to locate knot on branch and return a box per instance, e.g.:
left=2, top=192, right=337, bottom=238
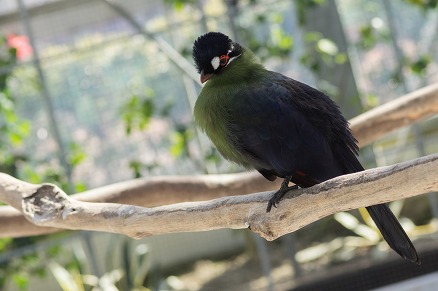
left=246, top=210, right=278, bottom=241
left=22, top=184, right=74, bottom=225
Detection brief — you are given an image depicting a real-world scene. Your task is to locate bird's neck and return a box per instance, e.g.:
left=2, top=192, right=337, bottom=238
left=205, top=48, right=265, bottom=87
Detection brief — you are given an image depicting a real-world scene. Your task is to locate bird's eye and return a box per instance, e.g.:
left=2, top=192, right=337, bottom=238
left=211, top=54, right=230, bottom=71
left=219, top=55, right=230, bottom=67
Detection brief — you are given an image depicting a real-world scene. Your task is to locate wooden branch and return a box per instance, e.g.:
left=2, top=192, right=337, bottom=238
left=1, top=154, right=437, bottom=240
left=0, top=172, right=280, bottom=238
left=73, top=172, right=279, bottom=206
left=350, top=83, right=438, bottom=147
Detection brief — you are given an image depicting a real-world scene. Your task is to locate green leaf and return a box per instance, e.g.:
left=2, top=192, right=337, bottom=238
left=304, top=32, right=322, bottom=42
left=163, top=0, right=195, bottom=10
left=68, top=143, right=86, bottom=167
left=170, top=131, right=185, bottom=157
left=9, top=132, right=23, bottom=146
left=129, top=160, right=143, bottom=178
left=170, top=126, right=192, bottom=158
left=121, top=92, right=155, bottom=135
left=335, top=53, right=347, bottom=64
left=74, top=183, right=87, bottom=192
left=360, top=25, right=373, bottom=39
left=141, top=99, right=153, bottom=124
left=278, top=34, right=293, bottom=50
left=205, top=149, right=221, bottom=164
left=409, top=55, right=431, bottom=75
left=271, top=13, right=283, bottom=24
left=12, top=272, right=29, bottom=291
left=0, top=237, right=12, bottom=251
left=363, top=94, right=379, bottom=110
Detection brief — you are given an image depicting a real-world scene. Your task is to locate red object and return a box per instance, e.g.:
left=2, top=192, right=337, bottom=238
left=7, top=34, right=33, bottom=61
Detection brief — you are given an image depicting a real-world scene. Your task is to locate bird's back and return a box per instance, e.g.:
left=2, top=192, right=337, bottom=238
left=219, top=71, right=361, bottom=183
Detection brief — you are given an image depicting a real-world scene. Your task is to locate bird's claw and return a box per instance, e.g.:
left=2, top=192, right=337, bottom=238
left=266, top=200, right=277, bottom=212
left=266, top=185, right=299, bottom=213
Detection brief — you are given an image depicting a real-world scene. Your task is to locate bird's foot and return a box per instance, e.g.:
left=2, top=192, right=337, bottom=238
left=266, top=177, right=298, bottom=212
left=266, top=185, right=298, bottom=212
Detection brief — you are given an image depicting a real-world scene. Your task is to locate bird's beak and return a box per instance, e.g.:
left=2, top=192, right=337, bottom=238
left=200, top=72, right=213, bottom=84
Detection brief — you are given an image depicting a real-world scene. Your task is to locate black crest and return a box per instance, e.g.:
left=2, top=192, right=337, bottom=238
left=192, top=32, right=235, bottom=74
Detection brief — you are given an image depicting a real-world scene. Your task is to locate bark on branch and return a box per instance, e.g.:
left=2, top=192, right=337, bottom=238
left=350, top=83, right=438, bottom=147
left=0, top=172, right=280, bottom=238
left=1, top=154, right=437, bottom=240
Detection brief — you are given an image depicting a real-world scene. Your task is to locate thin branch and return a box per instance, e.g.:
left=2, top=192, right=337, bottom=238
left=1, top=154, right=437, bottom=240
left=0, top=172, right=280, bottom=238
left=101, top=0, right=201, bottom=84
left=350, top=83, right=438, bottom=147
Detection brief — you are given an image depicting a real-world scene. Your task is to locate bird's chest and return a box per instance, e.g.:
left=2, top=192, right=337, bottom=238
left=194, top=89, right=244, bottom=163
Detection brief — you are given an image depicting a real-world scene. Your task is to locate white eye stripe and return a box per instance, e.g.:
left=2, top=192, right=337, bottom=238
left=228, top=54, right=240, bottom=65
left=211, top=56, right=220, bottom=70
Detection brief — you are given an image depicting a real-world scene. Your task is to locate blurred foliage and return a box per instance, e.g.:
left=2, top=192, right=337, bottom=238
left=16, top=141, right=86, bottom=193
left=115, top=239, right=155, bottom=290
left=0, top=243, right=62, bottom=290
left=0, top=36, right=30, bottom=177
left=1, top=0, right=438, bottom=289
left=0, top=33, right=87, bottom=290
left=48, top=235, right=170, bottom=291
left=404, top=0, right=438, bottom=10
left=170, top=124, right=192, bottom=158
left=50, top=261, right=124, bottom=291
left=0, top=35, right=86, bottom=191
left=121, top=90, right=155, bottom=135
left=357, top=18, right=390, bottom=49
left=295, top=0, right=327, bottom=25
left=352, top=3, right=435, bottom=108
left=239, top=10, right=294, bottom=60
left=300, top=32, right=347, bottom=72
left=121, top=87, right=198, bottom=177
left=407, top=54, right=432, bottom=75
left=362, top=94, right=379, bottom=111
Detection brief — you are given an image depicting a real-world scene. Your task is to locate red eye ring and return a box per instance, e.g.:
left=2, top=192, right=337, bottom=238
left=219, top=54, right=230, bottom=66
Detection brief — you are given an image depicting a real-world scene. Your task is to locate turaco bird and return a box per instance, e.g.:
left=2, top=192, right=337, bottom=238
left=192, top=32, right=419, bottom=264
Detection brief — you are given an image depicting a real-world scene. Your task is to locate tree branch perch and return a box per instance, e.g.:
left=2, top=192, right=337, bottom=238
left=1, top=154, right=437, bottom=240
left=0, top=172, right=281, bottom=238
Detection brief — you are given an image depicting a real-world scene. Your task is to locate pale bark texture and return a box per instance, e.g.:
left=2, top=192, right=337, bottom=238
left=0, top=154, right=437, bottom=240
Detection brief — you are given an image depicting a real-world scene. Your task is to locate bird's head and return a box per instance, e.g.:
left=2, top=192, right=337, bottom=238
left=192, top=32, right=243, bottom=84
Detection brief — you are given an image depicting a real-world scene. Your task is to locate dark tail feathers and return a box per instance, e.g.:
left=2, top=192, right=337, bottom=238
left=366, top=204, right=420, bottom=265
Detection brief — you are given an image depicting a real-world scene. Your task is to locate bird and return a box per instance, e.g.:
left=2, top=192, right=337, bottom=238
left=192, top=32, right=420, bottom=264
